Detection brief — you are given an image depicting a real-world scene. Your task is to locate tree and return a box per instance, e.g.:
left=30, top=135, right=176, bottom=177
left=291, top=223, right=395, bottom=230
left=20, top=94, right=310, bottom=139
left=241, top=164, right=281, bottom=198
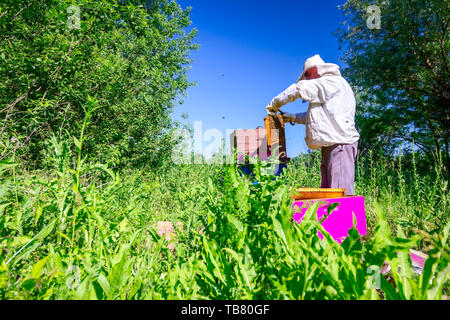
left=0, top=0, right=198, bottom=169
left=336, top=0, right=449, bottom=168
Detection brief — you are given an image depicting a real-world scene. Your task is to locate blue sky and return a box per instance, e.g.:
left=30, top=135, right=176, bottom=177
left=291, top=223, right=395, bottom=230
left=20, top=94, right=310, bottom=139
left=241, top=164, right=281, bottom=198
left=173, top=0, right=348, bottom=158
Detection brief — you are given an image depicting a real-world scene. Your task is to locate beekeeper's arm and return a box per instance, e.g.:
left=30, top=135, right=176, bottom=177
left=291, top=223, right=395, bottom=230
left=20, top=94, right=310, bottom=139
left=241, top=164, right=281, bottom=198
left=266, top=83, right=301, bottom=115
left=266, top=78, right=335, bottom=115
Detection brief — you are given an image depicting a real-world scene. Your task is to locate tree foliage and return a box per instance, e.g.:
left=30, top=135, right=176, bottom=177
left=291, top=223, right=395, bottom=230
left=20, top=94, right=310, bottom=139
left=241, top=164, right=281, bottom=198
left=336, top=0, right=449, bottom=167
left=0, top=0, right=198, bottom=169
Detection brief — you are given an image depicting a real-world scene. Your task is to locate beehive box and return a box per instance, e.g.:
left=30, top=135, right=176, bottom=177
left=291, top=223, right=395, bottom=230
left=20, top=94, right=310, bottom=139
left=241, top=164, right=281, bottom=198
left=230, top=128, right=269, bottom=164
left=230, top=115, right=290, bottom=167
left=292, top=196, right=367, bottom=243
left=264, top=115, right=288, bottom=159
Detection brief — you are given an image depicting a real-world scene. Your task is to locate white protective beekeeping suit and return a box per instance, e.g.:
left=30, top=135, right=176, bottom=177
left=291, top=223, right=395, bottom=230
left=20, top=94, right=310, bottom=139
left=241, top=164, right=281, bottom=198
left=266, top=55, right=360, bottom=150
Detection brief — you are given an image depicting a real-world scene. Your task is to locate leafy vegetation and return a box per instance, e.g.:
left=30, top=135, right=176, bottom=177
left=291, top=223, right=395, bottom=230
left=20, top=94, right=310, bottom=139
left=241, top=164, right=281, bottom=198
left=0, top=0, right=198, bottom=169
left=0, top=0, right=448, bottom=300
left=0, top=101, right=448, bottom=299
left=336, top=0, right=449, bottom=168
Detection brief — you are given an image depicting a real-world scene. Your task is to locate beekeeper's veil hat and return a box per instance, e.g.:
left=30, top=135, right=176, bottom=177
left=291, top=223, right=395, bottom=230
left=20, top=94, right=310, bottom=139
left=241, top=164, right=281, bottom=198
left=297, top=54, right=341, bottom=82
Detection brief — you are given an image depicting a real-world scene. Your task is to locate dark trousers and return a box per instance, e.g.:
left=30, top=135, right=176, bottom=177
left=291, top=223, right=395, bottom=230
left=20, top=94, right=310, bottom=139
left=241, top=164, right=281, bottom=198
left=320, top=141, right=358, bottom=195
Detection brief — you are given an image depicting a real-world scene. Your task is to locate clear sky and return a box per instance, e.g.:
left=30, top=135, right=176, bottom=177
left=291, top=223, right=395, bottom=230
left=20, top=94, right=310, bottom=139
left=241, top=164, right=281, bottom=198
left=173, top=0, right=348, bottom=158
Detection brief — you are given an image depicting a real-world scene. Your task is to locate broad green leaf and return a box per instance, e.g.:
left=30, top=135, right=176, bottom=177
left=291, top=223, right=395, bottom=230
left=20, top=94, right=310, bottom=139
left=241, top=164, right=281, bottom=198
left=226, top=214, right=243, bottom=232
left=203, top=238, right=225, bottom=284
left=7, top=219, right=56, bottom=266
left=426, top=264, right=450, bottom=300
left=30, top=256, right=49, bottom=279
left=73, top=137, right=82, bottom=150
left=10, top=236, right=33, bottom=248
left=117, top=218, right=129, bottom=233
left=272, top=217, right=288, bottom=249
left=34, top=205, right=43, bottom=227
left=74, top=277, right=89, bottom=300
left=327, top=202, right=340, bottom=216
left=97, top=273, right=110, bottom=298
left=0, top=261, right=8, bottom=288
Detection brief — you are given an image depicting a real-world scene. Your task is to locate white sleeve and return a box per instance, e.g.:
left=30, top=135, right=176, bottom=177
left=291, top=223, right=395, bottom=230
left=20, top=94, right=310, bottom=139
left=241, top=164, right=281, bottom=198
left=297, top=78, right=339, bottom=104
left=268, top=83, right=302, bottom=110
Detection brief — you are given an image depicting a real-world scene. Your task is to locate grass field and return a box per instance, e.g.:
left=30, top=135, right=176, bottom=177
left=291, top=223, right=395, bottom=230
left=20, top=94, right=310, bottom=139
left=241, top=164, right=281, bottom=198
left=1, top=0, right=448, bottom=302
left=0, top=132, right=448, bottom=299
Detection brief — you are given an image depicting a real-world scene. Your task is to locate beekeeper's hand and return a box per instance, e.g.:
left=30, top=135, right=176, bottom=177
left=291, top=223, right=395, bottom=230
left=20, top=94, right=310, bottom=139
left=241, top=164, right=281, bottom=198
left=281, top=112, right=297, bottom=123
left=266, top=102, right=279, bottom=116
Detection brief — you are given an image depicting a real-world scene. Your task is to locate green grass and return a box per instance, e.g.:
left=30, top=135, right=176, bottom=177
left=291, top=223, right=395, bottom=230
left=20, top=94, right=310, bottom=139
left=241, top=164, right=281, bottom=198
left=0, top=103, right=448, bottom=299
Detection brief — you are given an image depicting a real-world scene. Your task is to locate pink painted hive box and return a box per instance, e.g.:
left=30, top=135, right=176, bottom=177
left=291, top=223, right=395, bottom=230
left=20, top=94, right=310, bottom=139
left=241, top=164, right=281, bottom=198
left=230, top=128, right=270, bottom=164
left=292, top=196, right=367, bottom=243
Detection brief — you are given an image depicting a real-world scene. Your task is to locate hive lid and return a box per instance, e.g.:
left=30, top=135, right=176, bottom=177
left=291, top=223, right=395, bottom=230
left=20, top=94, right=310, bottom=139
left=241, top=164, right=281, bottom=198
left=292, top=188, right=346, bottom=200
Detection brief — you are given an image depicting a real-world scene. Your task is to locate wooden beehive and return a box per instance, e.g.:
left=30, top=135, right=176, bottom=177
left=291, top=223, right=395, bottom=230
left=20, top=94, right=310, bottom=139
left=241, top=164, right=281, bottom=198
left=264, top=115, right=288, bottom=161
left=230, top=128, right=269, bottom=164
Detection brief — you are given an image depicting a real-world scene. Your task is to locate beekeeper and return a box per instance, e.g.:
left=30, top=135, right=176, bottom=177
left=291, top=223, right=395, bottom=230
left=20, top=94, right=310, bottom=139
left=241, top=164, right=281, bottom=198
left=265, top=54, right=360, bottom=195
